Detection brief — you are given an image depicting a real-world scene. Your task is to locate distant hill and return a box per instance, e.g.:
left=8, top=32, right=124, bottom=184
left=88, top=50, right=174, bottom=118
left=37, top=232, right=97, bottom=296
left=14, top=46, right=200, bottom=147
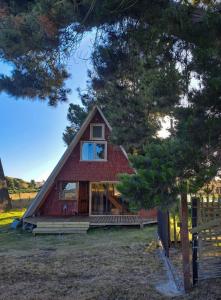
left=5, top=177, right=44, bottom=193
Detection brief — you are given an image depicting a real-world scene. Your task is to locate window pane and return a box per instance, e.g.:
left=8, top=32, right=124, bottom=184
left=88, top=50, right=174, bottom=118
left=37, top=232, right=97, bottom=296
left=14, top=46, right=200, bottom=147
left=60, top=182, right=77, bottom=200
left=96, top=143, right=105, bottom=160
left=92, top=125, right=103, bottom=138
left=82, top=142, right=94, bottom=160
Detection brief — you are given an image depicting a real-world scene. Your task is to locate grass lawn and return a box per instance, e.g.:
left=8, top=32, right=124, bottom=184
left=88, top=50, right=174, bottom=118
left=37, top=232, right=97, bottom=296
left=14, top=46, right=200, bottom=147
left=0, top=208, right=25, bottom=228
left=0, top=210, right=220, bottom=300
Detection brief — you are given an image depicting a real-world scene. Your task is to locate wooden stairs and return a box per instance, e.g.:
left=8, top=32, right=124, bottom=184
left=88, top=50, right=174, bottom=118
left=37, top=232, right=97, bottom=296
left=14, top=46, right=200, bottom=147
left=109, top=195, right=123, bottom=210
left=33, top=221, right=90, bottom=235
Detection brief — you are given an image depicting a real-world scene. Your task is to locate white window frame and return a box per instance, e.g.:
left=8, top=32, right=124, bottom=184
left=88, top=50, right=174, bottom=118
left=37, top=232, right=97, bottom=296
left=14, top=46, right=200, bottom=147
left=59, top=181, right=79, bottom=201
left=80, top=141, right=107, bottom=161
left=90, top=123, right=105, bottom=140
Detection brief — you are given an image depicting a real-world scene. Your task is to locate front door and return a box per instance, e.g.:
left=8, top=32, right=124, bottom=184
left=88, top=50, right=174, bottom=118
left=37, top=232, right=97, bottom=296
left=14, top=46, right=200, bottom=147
left=78, top=181, right=89, bottom=215
left=90, top=183, right=127, bottom=215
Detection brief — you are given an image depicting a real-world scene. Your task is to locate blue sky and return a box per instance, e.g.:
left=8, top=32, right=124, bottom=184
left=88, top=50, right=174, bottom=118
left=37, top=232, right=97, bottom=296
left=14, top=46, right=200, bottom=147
left=0, top=33, right=95, bottom=181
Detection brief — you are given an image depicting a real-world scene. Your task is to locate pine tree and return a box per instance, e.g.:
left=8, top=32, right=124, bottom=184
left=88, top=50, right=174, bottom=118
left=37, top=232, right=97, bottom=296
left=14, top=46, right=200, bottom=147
left=1, top=0, right=220, bottom=201
left=1, top=0, right=220, bottom=107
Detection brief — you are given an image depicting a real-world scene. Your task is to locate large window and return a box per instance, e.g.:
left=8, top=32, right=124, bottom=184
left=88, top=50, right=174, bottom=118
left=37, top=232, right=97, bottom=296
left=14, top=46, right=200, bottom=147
left=59, top=182, right=78, bottom=200
left=81, top=142, right=107, bottom=161
left=91, top=183, right=128, bottom=215
left=90, top=123, right=105, bottom=140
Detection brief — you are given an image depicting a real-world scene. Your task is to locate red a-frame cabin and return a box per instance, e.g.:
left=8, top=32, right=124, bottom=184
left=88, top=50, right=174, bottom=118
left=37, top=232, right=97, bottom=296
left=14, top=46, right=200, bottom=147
left=23, top=106, right=156, bottom=227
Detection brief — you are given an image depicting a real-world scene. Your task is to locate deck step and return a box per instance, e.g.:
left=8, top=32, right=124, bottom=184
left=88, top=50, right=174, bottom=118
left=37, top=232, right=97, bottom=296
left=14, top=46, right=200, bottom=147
left=33, top=221, right=90, bottom=235
left=37, top=222, right=90, bottom=228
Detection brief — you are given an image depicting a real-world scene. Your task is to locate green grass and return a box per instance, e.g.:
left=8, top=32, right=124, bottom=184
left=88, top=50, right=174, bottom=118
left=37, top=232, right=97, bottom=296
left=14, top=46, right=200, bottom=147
left=170, top=215, right=192, bottom=242
left=1, top=210, right=220, bottom=299
left=0, top=208, right=25, bottom=227
left=0, top=211, right=164, bottom=300
left=0, top=208, right=156, bottom=251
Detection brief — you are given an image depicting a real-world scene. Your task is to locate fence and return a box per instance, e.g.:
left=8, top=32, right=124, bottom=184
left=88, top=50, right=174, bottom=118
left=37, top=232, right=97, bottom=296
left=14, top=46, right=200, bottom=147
left=11, top=198, right=33, bottom=209
left=191, top=196, right=221, bottom=283
left=158, top=194, right=221, bottom=288
left=157, top=210, right=170, bottom=257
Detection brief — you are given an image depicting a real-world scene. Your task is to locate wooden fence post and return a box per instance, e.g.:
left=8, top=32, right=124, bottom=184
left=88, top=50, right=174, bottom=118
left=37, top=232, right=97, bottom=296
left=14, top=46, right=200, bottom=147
left=173, top=214, right=177, bottom=247
left=180, top=193, right=191, bottom=292
left=191, top=197, right=198, bottom=285
left=157, top=210, right=170, bottom=257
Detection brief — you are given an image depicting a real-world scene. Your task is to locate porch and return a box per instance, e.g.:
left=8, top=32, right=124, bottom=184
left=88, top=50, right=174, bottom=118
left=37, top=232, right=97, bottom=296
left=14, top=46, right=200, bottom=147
left=24, top=215, right=157, bottom=229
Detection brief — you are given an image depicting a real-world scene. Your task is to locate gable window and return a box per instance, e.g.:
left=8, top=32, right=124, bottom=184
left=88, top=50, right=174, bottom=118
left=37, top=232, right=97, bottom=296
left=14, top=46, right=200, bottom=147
left=90, top=123, right=105, bottom=140
left=59, top=182, right=78, bottom=200
left=81, top=141, right=107, bottom=161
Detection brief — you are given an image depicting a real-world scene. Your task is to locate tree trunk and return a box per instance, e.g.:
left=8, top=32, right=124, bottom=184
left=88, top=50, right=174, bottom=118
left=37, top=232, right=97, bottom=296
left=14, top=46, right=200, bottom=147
left=180, top=192, right=191, bottom=292
left=6, top=197, right=12, bottom=209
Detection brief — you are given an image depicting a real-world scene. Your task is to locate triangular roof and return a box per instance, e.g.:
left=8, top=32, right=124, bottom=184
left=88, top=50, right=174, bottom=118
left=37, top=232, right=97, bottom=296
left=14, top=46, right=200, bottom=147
left=23, top=106, right=128, bottom=218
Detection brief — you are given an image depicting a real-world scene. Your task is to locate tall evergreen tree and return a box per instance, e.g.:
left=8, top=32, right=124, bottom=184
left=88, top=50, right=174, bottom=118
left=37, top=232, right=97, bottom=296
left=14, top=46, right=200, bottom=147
left=1, top=0, right=220, bottom=107
left=61, top=0, right=221, bottom=200
left=63, top=103, right=87, bottom=145
left=1, top=0, right=220, bottom=197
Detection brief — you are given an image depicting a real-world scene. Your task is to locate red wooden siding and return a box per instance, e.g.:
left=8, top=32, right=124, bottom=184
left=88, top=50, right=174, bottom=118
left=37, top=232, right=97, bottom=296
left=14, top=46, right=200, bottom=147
left=78, top=181, right=89, bottom=215
left=38, top=185, right=78, bottom=216
left=138, top=208, right=157, bottom=219
left=56, top=112, right=134, bottom=182
left=38, top=111, right=134, bottom=216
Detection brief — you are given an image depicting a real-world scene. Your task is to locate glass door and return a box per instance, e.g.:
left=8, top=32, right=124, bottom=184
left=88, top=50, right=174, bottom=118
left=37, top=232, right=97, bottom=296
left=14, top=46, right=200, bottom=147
left=91, top=183, right=128, bottom=215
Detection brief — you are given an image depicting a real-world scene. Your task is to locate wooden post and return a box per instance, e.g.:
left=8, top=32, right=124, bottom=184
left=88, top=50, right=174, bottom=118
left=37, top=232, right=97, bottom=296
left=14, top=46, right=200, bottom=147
left=173, top=214, right=177, bottom=247
left=157, top=210, right=170, bottom=257
left=167, top=210, right=171, bottom=251
left=180, top=193, right=191, bottom=292
left=192, top=197, right=198, bottom=285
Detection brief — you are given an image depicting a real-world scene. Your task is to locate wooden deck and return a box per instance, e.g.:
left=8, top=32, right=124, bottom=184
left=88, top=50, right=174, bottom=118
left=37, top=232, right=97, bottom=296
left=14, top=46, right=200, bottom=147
left=24, top=215, right=157, bottom=228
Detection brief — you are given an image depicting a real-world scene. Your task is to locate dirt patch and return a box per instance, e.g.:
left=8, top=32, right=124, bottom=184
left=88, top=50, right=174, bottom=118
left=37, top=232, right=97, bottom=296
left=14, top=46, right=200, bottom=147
left=0, top=227, right=220, bottom=300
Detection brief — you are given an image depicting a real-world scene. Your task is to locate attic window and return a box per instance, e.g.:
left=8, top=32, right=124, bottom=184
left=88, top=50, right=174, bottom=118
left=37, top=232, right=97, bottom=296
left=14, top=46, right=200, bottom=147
left=59, top=182, right=78, bottom=200
left=90, top=123, right=105, bottom=140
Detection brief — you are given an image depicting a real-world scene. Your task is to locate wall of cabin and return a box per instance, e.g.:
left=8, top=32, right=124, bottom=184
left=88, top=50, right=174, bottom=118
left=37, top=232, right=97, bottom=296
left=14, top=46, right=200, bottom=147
left=36, top=111, right=157, bottom=219
left=37, top=111, right=134, bottom=216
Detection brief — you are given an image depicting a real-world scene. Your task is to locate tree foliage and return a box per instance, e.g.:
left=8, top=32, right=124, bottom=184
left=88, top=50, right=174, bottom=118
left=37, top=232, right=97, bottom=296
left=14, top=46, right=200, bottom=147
left=1, top=0, right=221, bottom=207
left=1, top=0, right=220, bottom=107
left=118, top=135, right=218, bottom=209
left=60, top=1, right=221, bottom=149
left=63, top=103, right=87, bottom=145
left=60, top=1, right=221, bottom=208
left=6, top=176, right=39, bottom=192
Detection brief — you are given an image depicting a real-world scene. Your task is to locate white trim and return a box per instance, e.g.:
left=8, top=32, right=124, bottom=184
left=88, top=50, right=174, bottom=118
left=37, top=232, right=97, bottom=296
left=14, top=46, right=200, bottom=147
left=80, top=141, right=107, bottom=161
left=120, top=145, right=129, bottom=160
left=89, top=182, right=92, bottom=216
left=90, top=123, right=105, bottom=140
left=97, top=181, right=119, bottom=183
